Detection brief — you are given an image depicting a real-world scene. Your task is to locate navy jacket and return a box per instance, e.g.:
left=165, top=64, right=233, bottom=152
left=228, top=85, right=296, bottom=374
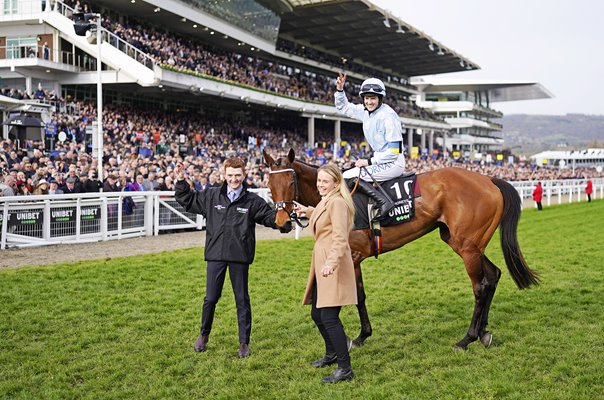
left=175, top=180, right=277, bottom=264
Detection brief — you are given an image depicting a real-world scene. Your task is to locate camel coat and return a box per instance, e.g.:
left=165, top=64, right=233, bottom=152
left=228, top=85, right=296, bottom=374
left=302, top=194, right=358, bottom=308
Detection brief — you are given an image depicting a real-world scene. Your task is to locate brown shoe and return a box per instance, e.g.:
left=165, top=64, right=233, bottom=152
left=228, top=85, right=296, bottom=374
left=194, top=335, right=209, bottom=352
left=238, top=343, right=250, bottom=358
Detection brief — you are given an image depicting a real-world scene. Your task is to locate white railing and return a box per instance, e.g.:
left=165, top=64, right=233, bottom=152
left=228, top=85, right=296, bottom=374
left=0, top=189, right=272, bottom=249
left=1, top=179, right=600, bottom=249
left=49, top=0, right=156, bottom=70
left=0, top=44, right=96, bottom=70
left=0, top=0, right=156, bottom=70
left=0, top=191, right=197, bottom=249
left=510, top=178, right=604, bottom=208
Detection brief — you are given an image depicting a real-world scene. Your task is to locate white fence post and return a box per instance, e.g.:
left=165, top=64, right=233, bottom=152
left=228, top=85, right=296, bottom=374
left=144, top=196, right=154, bottom=236
left=75, top=198, right=82, bottom=241
left=101, top=196, right=108, bottom=241
left=1, top=202, right=8, bottom=250
left=43, top=200, right=51, bottom=241
left=153, top=195, right=160, bottom=236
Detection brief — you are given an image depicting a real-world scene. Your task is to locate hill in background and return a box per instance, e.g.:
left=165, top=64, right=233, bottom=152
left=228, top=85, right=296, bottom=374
left=499, top=114, right=604, bottom=155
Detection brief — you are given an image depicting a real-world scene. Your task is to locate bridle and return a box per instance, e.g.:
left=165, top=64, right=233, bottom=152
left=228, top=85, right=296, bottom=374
left=268, top=167, right=308, bottom=228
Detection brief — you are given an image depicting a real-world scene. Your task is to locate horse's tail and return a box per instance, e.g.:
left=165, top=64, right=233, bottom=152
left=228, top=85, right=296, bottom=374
left=491, top=177, right=540, bottom=289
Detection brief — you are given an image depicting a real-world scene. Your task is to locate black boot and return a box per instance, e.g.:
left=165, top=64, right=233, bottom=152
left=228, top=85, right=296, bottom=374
left=321, top=367, right=354, bottom=383
left=311, top=353, right=337, bottom=368
left=347, top=178, right=394, bottom=221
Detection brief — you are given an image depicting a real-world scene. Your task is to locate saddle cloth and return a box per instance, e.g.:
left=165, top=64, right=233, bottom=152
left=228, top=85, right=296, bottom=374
left=352, top=173, right=419, bottom=230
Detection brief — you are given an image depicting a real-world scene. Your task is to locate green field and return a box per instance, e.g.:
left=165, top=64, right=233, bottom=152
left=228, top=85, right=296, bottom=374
left=1, top=200, right=603, bottom=399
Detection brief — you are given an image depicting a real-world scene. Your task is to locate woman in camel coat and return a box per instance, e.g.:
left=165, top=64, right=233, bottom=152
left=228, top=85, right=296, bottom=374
left=294, top=164, right=357, bottom=384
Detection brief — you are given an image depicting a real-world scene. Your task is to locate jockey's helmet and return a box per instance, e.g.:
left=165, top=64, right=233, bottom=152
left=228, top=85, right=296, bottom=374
left=359, top=78, right=386, bottom=98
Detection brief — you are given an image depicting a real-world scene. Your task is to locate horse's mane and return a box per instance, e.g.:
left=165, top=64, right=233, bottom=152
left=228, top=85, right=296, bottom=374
left=294, top=159, right=319, bottom=169
left=275, top=156, right=319, bottom=169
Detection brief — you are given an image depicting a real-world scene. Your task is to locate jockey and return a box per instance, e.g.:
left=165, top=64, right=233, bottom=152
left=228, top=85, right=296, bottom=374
left=334, top=73, right=404, bottom=220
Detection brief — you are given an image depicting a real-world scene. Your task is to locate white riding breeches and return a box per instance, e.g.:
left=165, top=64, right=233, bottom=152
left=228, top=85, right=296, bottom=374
left=343, top=154, right=406, bottom=182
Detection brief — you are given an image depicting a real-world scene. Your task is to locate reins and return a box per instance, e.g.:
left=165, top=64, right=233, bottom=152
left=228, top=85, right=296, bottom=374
left=347, top=166, right=376, bottom=196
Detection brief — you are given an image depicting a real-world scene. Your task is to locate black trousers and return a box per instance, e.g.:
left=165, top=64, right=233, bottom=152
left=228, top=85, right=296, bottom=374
left=536, top=201, right=542, bottom=210
left=311, top=282, right=351, bottom=369
left=200, top=261, right=251, bottom=344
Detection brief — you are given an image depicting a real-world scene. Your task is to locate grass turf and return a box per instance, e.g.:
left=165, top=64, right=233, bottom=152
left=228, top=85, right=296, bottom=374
left=1, top=200, right=603, bottom=399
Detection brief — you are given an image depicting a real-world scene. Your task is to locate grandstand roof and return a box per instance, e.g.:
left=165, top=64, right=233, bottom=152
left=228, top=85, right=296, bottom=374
left=411, top=78, right=554, bottom=102
left=92, top=0, right=478, bottom=78
left=531, top=149, right=604, bottom=161
left=275, top=0, right=479, bottom=77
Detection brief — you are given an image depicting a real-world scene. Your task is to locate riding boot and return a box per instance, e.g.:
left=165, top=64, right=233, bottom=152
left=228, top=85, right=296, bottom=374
left=346, top=178, right=394, bottom=221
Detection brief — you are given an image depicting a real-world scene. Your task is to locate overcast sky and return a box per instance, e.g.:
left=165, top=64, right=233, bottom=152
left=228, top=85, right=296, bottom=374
left=372, top=0, right=603, bottom=116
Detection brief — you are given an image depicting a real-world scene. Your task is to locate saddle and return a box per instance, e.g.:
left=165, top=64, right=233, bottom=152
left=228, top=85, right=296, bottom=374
left=352, top=172, right=419, bottom=231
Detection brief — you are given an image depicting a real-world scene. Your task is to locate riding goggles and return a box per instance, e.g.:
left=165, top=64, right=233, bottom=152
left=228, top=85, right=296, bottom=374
left=360, top=84, right=384, bottom=94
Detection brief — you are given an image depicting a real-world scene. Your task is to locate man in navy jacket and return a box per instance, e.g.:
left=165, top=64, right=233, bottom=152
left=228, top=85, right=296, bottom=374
left=175, top=157, right=289, bottom=358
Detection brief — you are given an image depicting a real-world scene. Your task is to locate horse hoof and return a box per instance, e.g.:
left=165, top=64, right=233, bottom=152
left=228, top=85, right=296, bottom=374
left=452, top=343, right=468, bottom=351
left=351, top=338, right=365, bottom=348
left=480, top=332, right=493, bottom=348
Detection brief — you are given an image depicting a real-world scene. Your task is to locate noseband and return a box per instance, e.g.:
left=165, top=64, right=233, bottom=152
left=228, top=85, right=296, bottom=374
left=269, top=167, right=308, bottom=228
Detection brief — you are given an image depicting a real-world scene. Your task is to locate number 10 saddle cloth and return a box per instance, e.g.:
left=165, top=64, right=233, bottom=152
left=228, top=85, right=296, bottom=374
left=352, top=173, right=420, bottom=231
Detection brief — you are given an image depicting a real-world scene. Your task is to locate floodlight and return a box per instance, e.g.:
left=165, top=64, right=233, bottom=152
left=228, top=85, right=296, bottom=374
left=428, top=41, right=435, bottom=51
left=73, top=13, right=95, bottom=36
left=396, top=24, right=405, bottom=33
left=383, top=18, right=391, bottom=28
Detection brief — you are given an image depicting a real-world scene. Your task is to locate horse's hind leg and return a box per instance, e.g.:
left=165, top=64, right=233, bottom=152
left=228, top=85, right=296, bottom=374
left=454, top=250, right=501, bottom=350
left=352, top=262, right=372, bottom=347
left=476, top=256, right=502, bottom=347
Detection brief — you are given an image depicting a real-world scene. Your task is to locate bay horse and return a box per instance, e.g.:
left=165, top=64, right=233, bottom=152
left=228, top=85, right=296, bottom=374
left=264, top=148, right=539, bottom=350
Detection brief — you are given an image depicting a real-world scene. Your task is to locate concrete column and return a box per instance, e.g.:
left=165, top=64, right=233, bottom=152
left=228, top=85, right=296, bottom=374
left=25, top=77, right=32, bottom=95
left=407, top=128, right=413, bottom=155
left=334, top=119, right=341, bottom=160
left=442, top=131, right=447, bottom=159
left=420, top=128, right=426, bottom=154
left=428, top=130, right=434, bottom=156
left=307, top=115, right=315, bottom=148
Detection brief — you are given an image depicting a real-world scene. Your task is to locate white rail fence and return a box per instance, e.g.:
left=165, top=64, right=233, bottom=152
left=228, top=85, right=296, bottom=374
left=0, top=180, right=600, bottom=249
left=510, top=178, right=603, bottom=207
left=0, top=189, right=272, bottom=249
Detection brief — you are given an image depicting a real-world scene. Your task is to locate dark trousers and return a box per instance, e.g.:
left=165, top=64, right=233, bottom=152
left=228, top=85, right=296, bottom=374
left=311, top=282, right=351, bottom=369
left=587, top=194, right=591, bottom=203
left=200, top=261, right=251, bottom=344
left=536, top=201, right=542, bottom=210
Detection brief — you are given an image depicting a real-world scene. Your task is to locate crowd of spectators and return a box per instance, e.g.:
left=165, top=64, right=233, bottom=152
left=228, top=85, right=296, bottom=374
left=276, top=39, right=413, bottom=88
left=2, top=0, right=602, bottom=197
left=1, top=96, right=602, bottom=200
left=61, top=0, right=442, bottom=122
left=0, top=86, right=61, bottom=102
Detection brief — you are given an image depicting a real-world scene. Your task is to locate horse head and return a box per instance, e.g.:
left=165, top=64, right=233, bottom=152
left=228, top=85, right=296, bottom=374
left=263, top=148, right=297, bottom=230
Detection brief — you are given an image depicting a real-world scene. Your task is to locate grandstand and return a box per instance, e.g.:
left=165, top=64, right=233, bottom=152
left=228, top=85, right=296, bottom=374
left=530, top=148, right=604, bottom=170
left=1, top=0, right=557, bottom=169
left=1, top=0, right=483, bottom=160
left=413, top=77, right=553, bottom=155
left=0, top=0, right=599, bottom=250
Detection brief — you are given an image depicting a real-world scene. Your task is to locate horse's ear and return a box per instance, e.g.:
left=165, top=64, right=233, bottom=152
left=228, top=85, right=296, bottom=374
left=287, top=148, right=295, bottom=164
left=263, top=149, right=275, bottom=166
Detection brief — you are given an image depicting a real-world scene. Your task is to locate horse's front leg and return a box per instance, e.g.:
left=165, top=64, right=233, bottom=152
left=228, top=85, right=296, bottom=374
left=352, top=261, right=372, bottom=347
